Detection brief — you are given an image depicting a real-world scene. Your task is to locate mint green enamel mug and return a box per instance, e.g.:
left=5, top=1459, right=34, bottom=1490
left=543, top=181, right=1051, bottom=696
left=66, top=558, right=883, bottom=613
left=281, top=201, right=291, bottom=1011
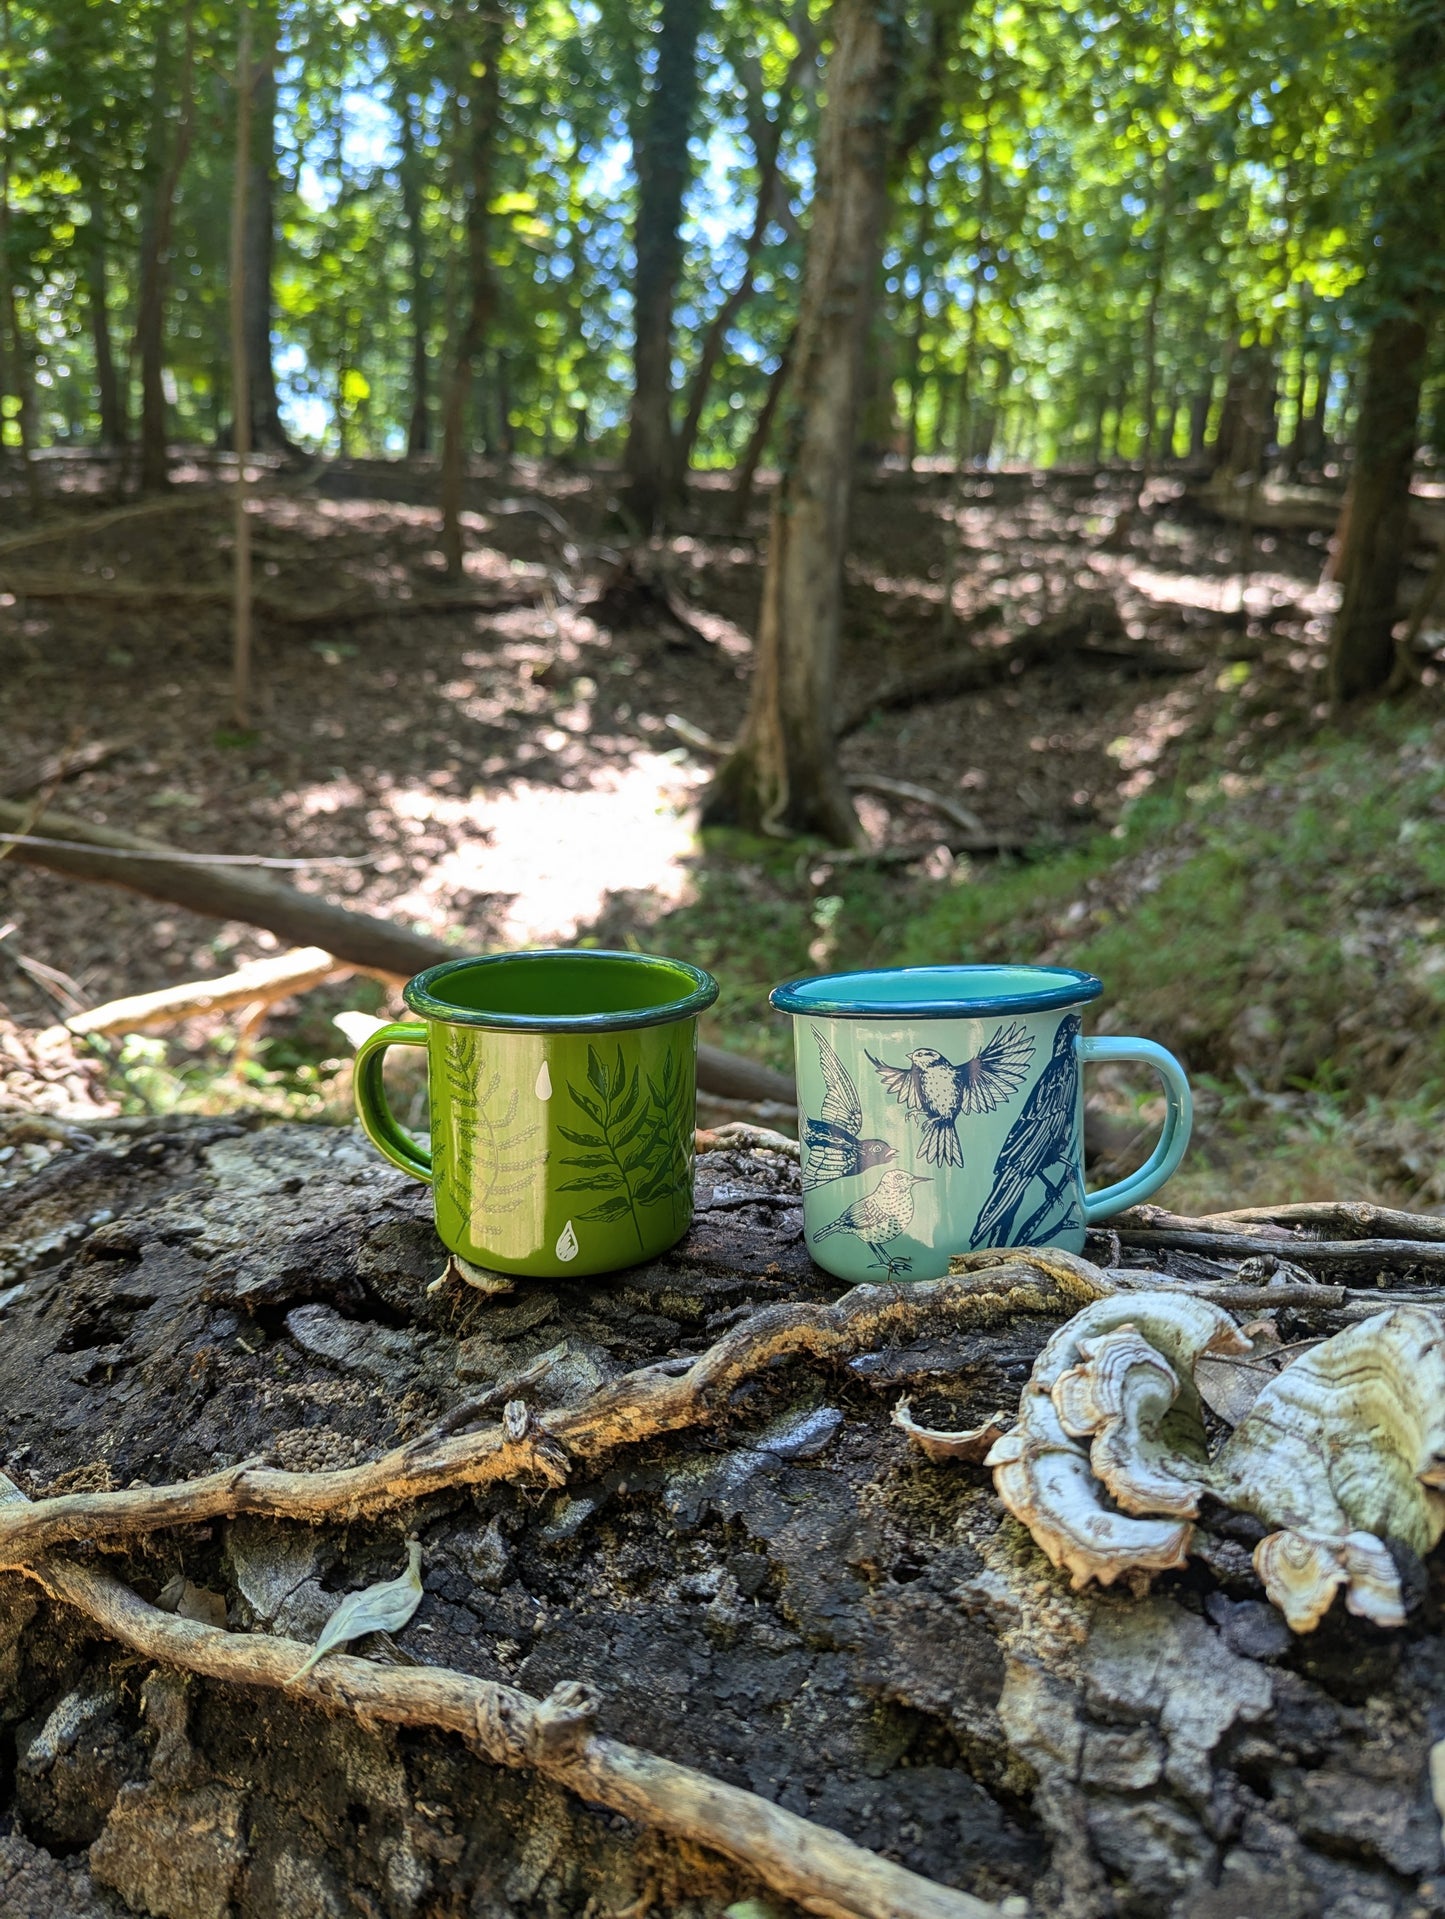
left=770, top=964, right=1191, bottom=1283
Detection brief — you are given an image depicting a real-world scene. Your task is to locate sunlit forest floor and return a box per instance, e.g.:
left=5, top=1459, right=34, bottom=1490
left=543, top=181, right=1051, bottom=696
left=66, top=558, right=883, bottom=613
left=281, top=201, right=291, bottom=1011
left=3, top=454, right=1442, bottom=1216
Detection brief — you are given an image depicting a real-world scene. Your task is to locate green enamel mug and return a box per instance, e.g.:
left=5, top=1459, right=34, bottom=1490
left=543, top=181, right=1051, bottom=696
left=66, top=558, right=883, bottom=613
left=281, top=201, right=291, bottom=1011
left=354, top=949, right=719, bottom=1280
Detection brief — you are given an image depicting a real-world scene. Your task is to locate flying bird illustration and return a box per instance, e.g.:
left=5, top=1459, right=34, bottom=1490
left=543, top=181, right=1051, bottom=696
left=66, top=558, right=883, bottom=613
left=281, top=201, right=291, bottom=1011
left=970, top=1015, right=1082, bottom=1249
left=867, top=1021, right=1035, bottom=1168
left=802, top=1028, right=898, bottom=1191
left=811, top=1168, right=931, bottom=1276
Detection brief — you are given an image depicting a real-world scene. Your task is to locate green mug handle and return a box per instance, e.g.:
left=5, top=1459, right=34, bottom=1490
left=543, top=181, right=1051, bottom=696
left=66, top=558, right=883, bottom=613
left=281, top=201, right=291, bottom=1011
left=353, top=1022, right=432, bottom=1182
left=1078, top=1035, right=1192, bottom=1223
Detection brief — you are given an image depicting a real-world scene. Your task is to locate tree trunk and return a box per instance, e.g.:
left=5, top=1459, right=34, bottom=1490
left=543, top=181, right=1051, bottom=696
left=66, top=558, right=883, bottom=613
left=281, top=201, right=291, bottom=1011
left=672, top=38, right=801, bottom=484
left=399, top=97, right=431, bottom=457
left=439, top=3, right=501, bottom=580
left=241, top=7, right=288, bottom=453
left=77, top=158, right=124, bottom=448
left=134, top=1, right=198, bottom=492
left=623, top=0, right=706, bottom=532
left=0, top=0, right=38, bottom=511
left=1327, top=315, right=1429, bottom=701
left=727, top=327, right=795, bottom=527
left=1326, top=0, right=1445, bottom=700
left=703, top=0, right=900, bottom=845
left=230, top=11, right=254, bottom=732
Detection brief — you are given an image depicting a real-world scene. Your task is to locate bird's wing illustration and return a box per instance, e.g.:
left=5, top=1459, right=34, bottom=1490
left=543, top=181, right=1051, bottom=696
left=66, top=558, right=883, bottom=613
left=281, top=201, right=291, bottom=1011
left=814, top=1029, right=862, bottom=1133
left=802, top=1118, right=858, bottom=1190
left=867, top=1050, right=923, bottom=1112
left=957, top=1021, right=1036, bottom=1115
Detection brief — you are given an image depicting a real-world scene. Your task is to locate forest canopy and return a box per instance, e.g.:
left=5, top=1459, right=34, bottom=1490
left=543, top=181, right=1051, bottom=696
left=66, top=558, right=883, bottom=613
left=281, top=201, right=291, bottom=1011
left=0, top=0, right=1432, bottom=481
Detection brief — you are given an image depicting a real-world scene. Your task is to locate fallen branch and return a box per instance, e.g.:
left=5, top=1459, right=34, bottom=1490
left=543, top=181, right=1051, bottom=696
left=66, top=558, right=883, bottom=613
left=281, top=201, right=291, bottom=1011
left=0, top=1485, right=995, bottom=1919
left=0, top=570, right=532, bottom=628
left=0, top=1256, right=1110, bottom=1561
left=1118, top=1200, right=1445, bottom=1245
left=0, top=489, right=225, bottom=560
left=1, top=737, right=126, bottom=801
left=846, top=774, right=986, bottom=839
left=836, top=594, right=1193, bottom=738
left=62, top=945, right=349, bottom=1037
left=1114, top=1227, right=1445, bottom=1273
left=0, top=800, right=794, bottom=1107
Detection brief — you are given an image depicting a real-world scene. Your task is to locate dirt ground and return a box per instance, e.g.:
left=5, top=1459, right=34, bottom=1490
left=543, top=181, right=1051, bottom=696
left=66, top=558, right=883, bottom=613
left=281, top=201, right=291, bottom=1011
left=0, top=453, right=1337, bottom=1074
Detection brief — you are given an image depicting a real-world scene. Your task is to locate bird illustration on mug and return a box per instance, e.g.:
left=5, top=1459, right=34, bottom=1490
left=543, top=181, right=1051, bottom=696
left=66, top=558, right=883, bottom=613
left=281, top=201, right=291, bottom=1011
left=802, top=1028, right=898, bottom=1191
left=868, top=1021, right=1035, bottom=1168
left=812, top=1167, right=931, bottom=1276
left=970, top=1015, right=1082, bottom=1248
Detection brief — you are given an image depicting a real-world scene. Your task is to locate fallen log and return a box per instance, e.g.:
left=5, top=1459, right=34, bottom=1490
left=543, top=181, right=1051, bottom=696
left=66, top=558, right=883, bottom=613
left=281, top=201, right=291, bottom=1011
left=1, top=1123, right=1440, bottom=1916
left=1, top=738, right=127, bottom=801
left=837, top=593, right=1198, bottom=738
left=0, top=801, right=797, bottom=1106
left=62, top=946, right=348, bottom=1038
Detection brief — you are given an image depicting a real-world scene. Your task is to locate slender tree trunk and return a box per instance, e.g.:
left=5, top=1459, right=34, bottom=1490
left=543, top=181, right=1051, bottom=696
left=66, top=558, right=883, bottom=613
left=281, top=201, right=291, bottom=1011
left=439, top=2, right=500, bottom=580
left=231, top=11, right=254, bottom=731
left=1327, top=315, right=1429, bottom=701
left=673, top=44, right=798, bottom=483
left=903, top=186, right=932, bottom=470
left=242, top=6, right=287, bottom=452
left=77, top=160, right=124, bottom=448
left=399, top=98, right=431, bottom=457
left=134, top=1, right=198, bottom=492
left=1326, top=0, right=1445, bottom=700
left=728, top=329, right=795, bottom=528
left=623, top=0, right=706, bottom=531
left=703, top=0, right=900, bottom=844
left=0, top=0, right=38, bottom=509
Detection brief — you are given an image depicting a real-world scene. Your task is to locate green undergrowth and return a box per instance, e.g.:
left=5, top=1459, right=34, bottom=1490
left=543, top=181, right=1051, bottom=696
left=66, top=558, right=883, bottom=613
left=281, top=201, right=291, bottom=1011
left=900, top=705, right=1445, bottom=1210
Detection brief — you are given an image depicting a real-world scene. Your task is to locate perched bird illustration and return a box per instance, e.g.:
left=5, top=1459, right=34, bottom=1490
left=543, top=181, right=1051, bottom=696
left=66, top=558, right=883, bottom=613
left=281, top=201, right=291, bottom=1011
left=970, top=1015, right=1082, bottom=1249
left=802, top=1028, right=898, bottom=1191
left=812, top=1168, right=931, bottom=1275
left=867, top=1021, right=1035, bottom=1168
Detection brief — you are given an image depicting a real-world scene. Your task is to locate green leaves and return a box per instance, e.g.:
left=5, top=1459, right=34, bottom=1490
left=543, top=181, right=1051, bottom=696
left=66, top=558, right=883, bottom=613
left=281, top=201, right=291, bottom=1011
left=558, top=1042, right=690, bottom=1250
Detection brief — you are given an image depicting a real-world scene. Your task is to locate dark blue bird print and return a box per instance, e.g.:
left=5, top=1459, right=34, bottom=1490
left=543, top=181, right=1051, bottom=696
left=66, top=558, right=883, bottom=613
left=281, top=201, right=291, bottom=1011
left=812, top=1168, right=931, bottom=1275
left=803, top=1028, right=898, bottom=1192
left=867, top=1021, right=1035, bottom=1169
left=970, top=1015, right=1082, bottom=1249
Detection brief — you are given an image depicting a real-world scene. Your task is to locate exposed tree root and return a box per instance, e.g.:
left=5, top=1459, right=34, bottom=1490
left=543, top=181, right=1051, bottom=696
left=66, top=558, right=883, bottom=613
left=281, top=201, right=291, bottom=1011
left=0, top=1258, right=1110, bottom=1561
left=0, top=1487, right=997, bottom=1919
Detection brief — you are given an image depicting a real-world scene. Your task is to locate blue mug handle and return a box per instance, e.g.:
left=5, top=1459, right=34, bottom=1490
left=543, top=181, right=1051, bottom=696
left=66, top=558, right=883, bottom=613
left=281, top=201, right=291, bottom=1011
left=1077, top=1036, right=1192, bottom=1222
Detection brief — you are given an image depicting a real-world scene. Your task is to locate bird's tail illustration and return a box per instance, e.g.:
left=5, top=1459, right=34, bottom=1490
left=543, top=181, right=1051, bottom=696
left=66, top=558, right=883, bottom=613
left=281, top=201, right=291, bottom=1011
left=970, top=1170, right=1027, bottom=1249
left=917, top=1116, right=964, bottom=1168
left=811, top=1216, right=843, bottom=1240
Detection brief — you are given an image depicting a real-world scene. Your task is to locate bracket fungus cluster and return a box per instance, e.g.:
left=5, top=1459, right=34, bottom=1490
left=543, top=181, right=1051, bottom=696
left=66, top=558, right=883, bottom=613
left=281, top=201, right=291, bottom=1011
left=981, top=1295, right=1445, bottom=1632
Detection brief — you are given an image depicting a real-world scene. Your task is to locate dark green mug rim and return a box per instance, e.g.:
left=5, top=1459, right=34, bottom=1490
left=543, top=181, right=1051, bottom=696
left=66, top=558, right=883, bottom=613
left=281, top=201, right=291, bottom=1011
left=403, top=948, right=720, bottom=1033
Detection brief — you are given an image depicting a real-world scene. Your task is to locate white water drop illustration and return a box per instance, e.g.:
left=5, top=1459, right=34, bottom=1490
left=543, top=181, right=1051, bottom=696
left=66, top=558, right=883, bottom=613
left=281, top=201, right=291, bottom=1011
left=534, top=1060, right=553, bottom=1101
left=555, top=1219, right=579, bottom=1262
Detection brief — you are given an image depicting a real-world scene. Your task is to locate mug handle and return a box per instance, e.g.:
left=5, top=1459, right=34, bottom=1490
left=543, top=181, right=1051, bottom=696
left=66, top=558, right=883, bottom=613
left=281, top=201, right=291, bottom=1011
left=353, top=1022, right=432, bottom=1182
left=1078, top=1035, right=1192, bottom=1223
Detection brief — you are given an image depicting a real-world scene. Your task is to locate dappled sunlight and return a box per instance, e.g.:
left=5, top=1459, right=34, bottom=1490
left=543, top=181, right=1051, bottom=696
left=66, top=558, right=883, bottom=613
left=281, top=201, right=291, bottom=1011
left=380, top=751, right=707, bottom=948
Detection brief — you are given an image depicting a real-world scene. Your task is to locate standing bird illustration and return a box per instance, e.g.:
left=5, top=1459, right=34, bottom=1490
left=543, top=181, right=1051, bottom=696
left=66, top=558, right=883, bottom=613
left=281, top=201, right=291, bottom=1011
left=970, top=1015, right=1082, bottom=1249
left=868, top=1021, right=1035, bottom=1168
left=812, top=1168, right=930, bottom=1275
left=803, top=1028, right=897, bottom=1191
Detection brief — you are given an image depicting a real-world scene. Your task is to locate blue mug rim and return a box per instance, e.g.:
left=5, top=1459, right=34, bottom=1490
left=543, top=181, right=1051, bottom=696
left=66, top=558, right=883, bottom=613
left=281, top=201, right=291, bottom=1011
left=769, top=963, right=1103, bottom=1020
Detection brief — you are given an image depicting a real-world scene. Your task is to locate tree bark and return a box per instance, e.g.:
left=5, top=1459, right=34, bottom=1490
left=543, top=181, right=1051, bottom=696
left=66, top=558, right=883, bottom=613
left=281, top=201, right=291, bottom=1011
left=134, top=0, right=198, bottom=493
left=1327, top=315, right=1429, bottom=701
left=727, top=327, right=795, bottom=527
left=1327, top=1, right=1445, bottom=701
left=241, top=6, right=288, bottom=452
left=1, top=1126, right=1440, bottom=1919
left=77, top=158, right=124, bottom=448
left=623, top=0, right=707, bottom=532
left=399, top=96, right=432, bottom=457
left=672, top=35, right=804, bottom=484
left=439, top=2, right=501, bottom=580
left=704, top=0, right=901, bottom=844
